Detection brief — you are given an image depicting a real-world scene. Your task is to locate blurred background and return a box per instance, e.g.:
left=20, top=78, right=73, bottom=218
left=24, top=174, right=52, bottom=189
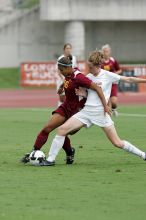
left=0, top=0, right=146, bottom=106
left=1, top=0, right=146, bottom=66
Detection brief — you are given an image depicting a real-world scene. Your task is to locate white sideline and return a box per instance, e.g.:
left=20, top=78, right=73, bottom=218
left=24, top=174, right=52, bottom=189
left=24, top=108, right=146, bottom=118
left=119, top=113, right=146, bottom=117
left=29, top=108, right=50, bottom=112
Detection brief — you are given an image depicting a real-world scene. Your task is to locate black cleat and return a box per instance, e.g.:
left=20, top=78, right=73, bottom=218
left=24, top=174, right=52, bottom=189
left=40, top=159, right=55, bottom=166
left=144, top=152, right=146, bottom=160
left=20, top=153, right=30, bottom=164
left=66, top=147, right=75, bottom=165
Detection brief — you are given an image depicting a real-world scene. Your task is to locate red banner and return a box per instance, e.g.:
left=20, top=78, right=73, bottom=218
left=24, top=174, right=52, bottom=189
left=20, top=62, right=146, bottom=91
left=21, top=62, right=58, bottom=87
left=20, top=61, right=87, bottom=87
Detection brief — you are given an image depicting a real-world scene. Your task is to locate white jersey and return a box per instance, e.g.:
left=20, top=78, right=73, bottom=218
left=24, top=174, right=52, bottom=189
left=85, top=69, right=121, bottom=110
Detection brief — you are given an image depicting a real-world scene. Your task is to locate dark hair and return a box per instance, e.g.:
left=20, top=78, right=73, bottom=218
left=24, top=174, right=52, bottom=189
left=58, top=56, right=72, bottom=68
left=63, top=43, right=72, bottom=50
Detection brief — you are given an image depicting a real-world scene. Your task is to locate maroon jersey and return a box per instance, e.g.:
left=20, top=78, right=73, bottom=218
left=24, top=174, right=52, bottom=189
left=101, top=57, right=121, bottom=97
left=53, top=69, right=92, bottom=119
left=101, top=57, right=120, bottom=73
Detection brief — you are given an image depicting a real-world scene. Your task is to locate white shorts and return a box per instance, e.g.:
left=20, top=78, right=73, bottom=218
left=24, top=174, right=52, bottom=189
left=72, top=108, right=114, bottom=128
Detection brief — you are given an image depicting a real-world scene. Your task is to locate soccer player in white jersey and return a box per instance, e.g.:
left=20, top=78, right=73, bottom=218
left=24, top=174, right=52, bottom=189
left=41, top=50, right=146, bottom=166
left=57, top=43, right=77, bottom=106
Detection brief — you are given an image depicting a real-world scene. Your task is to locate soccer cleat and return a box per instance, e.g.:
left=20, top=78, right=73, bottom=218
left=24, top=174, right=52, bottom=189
left=112, top=109, right=119, bottom=117
left=20, top=153, right=30, bottom=164
left=66, top=147, right=75, bottom=165
left=40, top=159, right=55, bottom=166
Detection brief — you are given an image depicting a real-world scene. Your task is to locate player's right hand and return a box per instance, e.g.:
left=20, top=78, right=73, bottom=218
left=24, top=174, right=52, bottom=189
left=104, top=105, right=112, bottom=116
left=57, top=84, right=64, bottom=94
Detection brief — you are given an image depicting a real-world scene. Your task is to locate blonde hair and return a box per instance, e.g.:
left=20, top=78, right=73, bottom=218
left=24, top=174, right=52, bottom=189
left=101, top=44, right=111, bottom=51
left=88, top=50, right=104, bottom=66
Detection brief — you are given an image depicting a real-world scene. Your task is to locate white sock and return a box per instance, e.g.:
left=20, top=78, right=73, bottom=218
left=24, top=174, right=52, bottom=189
left=47, top=135, right=65, bottom=162
left=123, top=140, right=145, bottom=159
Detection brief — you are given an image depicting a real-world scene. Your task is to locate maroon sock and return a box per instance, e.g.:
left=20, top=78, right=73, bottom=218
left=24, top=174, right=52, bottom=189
left=33, top=130, right=49, bottom=150
left=62, top=136, right=73, bottom=156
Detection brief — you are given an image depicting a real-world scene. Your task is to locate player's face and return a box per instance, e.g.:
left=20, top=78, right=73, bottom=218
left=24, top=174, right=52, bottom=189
left=59, top=66, right=72, bottom=77
left=102, top=48, right=111, bottom=59
left=87, top=62, right=97, bottom=73
left=64, top=46, right=72, bottom=56
left=88, top=62, right=100, bottom=75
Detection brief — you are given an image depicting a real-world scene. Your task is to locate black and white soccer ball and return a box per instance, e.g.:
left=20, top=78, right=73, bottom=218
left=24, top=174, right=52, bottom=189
left=29, top=150, right=46, bottom=166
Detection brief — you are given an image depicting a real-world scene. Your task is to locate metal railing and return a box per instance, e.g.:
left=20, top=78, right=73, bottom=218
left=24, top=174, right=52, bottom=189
left=0, top=0, right=40, bottom=28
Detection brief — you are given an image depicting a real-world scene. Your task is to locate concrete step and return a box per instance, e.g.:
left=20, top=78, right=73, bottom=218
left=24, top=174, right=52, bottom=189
left=0, top=5, right=39, bottom=29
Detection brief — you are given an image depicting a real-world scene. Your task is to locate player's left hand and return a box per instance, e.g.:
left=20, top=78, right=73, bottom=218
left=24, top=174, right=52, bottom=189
left=75, top=87, right=87, bottom=97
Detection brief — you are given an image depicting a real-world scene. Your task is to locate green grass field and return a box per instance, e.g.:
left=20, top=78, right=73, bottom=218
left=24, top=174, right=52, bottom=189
left=0, top=68, right=20, bottom=89
left=0, top=105, right=146, bottom=220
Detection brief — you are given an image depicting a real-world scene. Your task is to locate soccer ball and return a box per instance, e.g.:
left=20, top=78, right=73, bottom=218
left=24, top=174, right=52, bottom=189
left=29, top=150, right=46, bottom=166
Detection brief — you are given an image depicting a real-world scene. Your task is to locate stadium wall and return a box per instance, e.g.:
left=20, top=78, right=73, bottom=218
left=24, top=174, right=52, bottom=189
left=0, top=1, right=146, bottom=67
left=41, top=0, right=146, bottom=21
left=0, top=7, right=65, bottom=67
left=85, top=21, right=146, bottom=62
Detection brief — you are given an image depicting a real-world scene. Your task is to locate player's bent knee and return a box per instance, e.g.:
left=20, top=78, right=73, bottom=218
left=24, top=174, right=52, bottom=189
left=112, top=103, right=117, bottom=109
left=43, top=126, right=54, bottom=133
left=57, top=126, right=68, bottom=136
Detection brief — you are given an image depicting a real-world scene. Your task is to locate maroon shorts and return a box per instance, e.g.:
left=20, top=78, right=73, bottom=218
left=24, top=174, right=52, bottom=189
left=110, top=84, right=118, bottom=97
left=52, top=104, right=78, bottom=120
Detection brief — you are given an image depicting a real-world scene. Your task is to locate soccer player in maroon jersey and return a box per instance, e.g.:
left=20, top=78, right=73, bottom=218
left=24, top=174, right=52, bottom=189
left=101, top=44, right=122, bottom=116
left=57, top=43, right=77, bottom=106
left=21, top=55, right=110, bottom=165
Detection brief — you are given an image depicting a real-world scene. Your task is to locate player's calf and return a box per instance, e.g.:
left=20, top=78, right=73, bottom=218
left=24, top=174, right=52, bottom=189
left=66, top=147, right=75, bottom=164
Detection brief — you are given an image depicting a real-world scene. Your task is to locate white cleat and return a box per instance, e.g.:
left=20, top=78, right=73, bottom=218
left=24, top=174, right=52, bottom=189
left=112, top=109, right=119, bottom=117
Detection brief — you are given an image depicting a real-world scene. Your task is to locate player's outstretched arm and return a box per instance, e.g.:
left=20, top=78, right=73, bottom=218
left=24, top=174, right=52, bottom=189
left=120, top=76, right=146, bottom=83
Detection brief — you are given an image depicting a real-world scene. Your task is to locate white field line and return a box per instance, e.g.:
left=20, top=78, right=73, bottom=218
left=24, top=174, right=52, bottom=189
left=23, top=108, right=146, bottom=118
left=29, top=108, right=50, bottom=112
left=119, top=113, right=146, bottom=117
